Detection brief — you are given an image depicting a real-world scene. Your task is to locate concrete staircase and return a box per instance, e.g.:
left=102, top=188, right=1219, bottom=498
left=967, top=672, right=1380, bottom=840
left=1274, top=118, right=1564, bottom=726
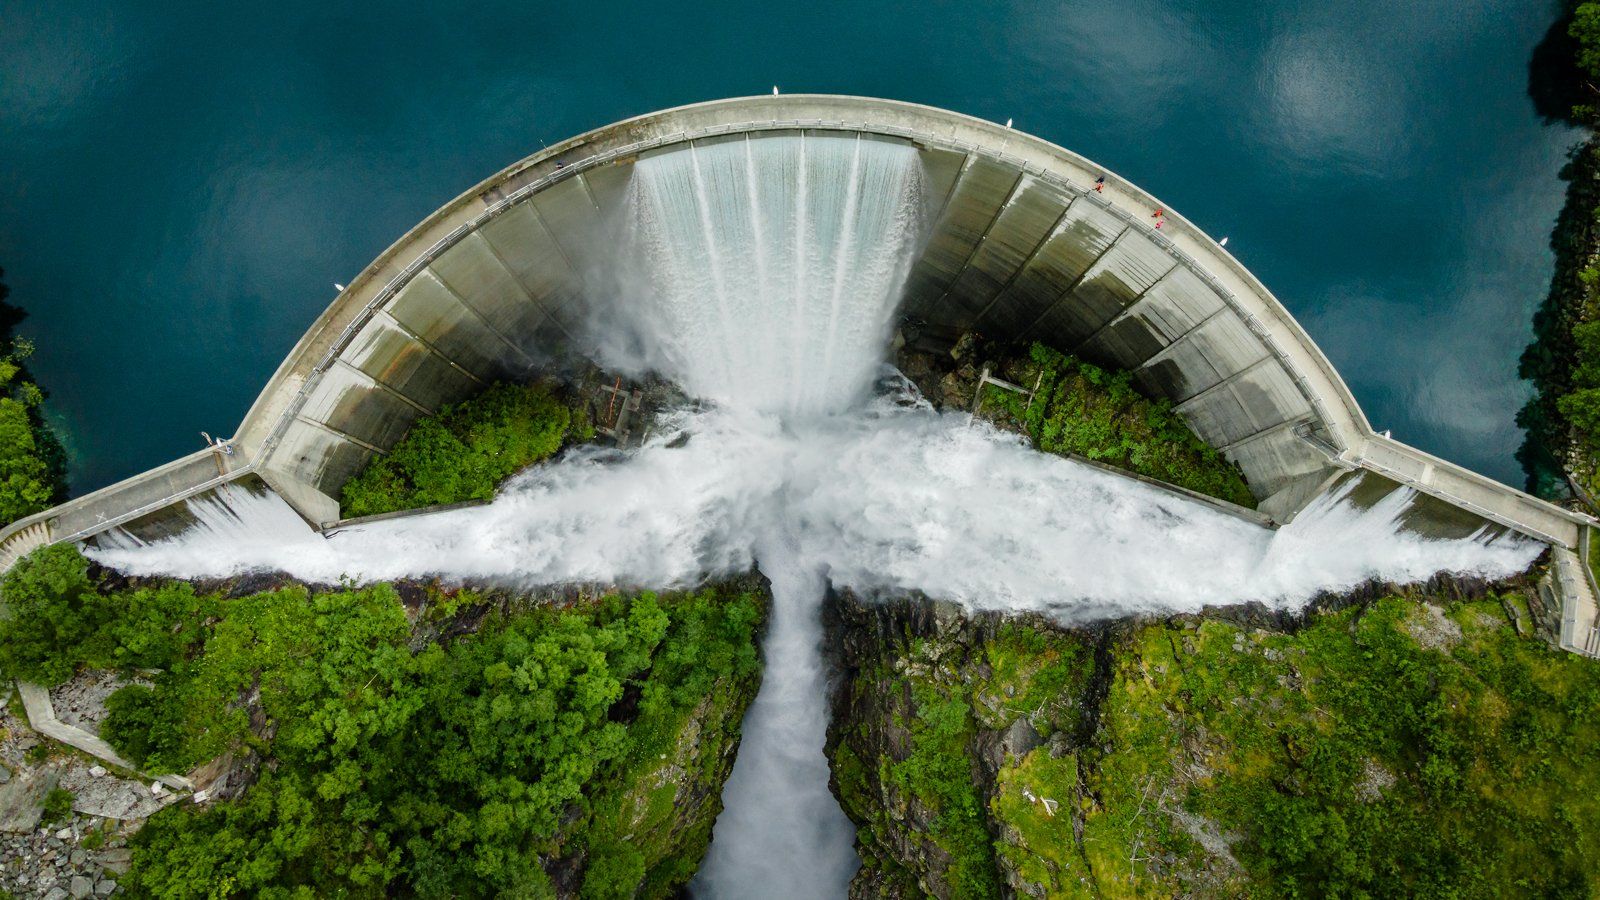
left=14, top=683, right=192, bottom=792
left=1553, top=542, right=1600, bottom=657
left=0, top=519, right=51, bottom=572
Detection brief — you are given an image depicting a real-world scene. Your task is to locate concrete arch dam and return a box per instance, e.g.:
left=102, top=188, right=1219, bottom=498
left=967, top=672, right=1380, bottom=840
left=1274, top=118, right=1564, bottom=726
left=4, top=95, right=1593, bottom=642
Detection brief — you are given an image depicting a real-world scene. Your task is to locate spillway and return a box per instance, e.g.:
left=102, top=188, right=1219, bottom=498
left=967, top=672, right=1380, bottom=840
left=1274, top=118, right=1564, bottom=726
left=89, top=404, right=1536, bottom=609
left=86, top=131, right=1544, bottom=898
left=613, top=133, right=923, bottom=416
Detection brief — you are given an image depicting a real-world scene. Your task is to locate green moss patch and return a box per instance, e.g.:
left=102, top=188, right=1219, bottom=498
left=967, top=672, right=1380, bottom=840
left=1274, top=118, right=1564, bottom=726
left=981, top=343, right=1255, bottom=508
left=831, top=588, right=1600, bottom=898
left=1087, top=595, right=1600, bottom=897
left=990, top=749, right=1091, bottom=896
left=830, top=610, right=1098, bottom=898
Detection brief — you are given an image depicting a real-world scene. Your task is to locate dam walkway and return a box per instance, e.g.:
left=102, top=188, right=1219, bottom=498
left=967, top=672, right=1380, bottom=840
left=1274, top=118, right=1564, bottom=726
left=1553, top=536, right=1600, bottom=657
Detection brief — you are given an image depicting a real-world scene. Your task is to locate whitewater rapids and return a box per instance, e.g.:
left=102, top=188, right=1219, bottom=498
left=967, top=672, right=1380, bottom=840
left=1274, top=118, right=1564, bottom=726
left=90, top=393, right=1537, bottom=611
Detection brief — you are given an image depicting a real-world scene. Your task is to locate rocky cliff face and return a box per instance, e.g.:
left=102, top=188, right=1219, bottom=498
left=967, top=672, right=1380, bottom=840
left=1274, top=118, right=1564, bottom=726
left=825, top=569, right=1600, bottom=899
left=826, top=592, right=1103, bottom=898
left=543, top=666, right=759, bottom=897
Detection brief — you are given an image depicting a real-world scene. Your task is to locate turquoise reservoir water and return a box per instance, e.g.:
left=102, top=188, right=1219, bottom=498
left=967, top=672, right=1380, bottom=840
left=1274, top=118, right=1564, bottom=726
left=0, top=0, right=1577, bottom=493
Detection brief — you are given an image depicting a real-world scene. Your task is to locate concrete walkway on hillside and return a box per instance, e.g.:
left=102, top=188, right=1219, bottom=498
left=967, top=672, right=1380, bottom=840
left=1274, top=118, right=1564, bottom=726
left=15, top=683, right=192, bottom=792
left=1553, top=546, right=1600, bottom=657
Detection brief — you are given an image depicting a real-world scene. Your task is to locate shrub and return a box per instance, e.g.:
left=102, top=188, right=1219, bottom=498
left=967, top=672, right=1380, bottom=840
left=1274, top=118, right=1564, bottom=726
left=41, top=787, right=74, bottom=824
left=338, top=382, right=575, bottom=518
left=81, top=821, right=112, bottom=850
left=983, top=343, right=1256, bottom=507
left=102, top=684, right=185, bottom=770
left=0, top=543, right=107, bottom=683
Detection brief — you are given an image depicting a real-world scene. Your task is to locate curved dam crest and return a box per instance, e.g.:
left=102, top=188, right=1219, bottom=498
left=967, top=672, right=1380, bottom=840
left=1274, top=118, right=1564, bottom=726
left=1, top=95, right=1594, bottom=644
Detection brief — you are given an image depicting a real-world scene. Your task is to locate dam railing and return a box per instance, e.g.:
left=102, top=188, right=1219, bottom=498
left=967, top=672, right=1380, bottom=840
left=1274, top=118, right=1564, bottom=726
left=0, top=447, right=251, bottom=566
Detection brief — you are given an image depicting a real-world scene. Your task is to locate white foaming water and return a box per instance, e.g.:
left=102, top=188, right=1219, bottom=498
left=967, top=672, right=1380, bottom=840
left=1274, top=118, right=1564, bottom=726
left=600, top=134, right=923, bottom=417
left=88, top=135, right=1541, bottom=899
left=695, top=524, right=861, bottom=897
left=91, top=400, right=1538, bottom=609
left=90, top=403, right=1539, bottom=900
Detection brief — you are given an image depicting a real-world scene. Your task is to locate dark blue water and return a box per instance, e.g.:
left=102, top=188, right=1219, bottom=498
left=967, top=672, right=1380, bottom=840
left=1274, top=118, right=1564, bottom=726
left=0, top=0, right=1575, bottom=493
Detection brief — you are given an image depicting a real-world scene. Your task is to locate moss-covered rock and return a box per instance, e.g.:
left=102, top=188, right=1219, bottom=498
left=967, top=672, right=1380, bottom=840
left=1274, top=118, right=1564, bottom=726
left=827, top=594, right=1097, bottom=899
left=827, top=573, right=1600, bottom=898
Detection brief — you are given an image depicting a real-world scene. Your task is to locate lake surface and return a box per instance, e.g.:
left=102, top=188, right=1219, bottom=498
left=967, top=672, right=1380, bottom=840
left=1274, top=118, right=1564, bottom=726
left=0, top=0, right=1577, bottom=493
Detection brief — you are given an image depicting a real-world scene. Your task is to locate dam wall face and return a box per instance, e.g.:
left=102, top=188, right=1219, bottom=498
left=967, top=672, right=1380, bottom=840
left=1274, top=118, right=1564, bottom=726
left=243, top=98, right=1349, bottom=517
left=1, top=95, right=1589, bottom=560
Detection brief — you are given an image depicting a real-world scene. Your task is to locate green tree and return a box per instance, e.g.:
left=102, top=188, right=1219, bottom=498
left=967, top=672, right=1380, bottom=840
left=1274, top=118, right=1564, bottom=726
left=0, top=543, right=106, bottom=683
left=0, top=268, right=69, bottom=521
left=0, top=345, right=63, bottom=523
left=1573, top=2, right=1600, bottom=81
left=339, top=381, right=578, bottom=518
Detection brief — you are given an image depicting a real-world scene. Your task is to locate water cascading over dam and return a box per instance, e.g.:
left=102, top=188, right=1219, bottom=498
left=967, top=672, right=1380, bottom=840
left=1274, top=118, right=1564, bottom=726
left=614, top=133, right=924, bottom=416
left=88, top=131, right=1545, bottom=898
left=629, top=134, right=924, bottom=896
left=19, top=96, right=1590, bottom=568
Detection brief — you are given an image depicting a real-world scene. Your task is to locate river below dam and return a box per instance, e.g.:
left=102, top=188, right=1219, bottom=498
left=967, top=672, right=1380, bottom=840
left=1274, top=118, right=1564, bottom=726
left=0, top=0, right=1580, bottom=493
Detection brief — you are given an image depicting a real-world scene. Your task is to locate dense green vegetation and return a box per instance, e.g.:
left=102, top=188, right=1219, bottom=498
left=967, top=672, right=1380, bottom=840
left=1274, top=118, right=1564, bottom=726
left=0, top=268, right=68, bottom=525
left=1519, top=133, right=1600, bottom=499
left=338, top=381, right=592, bottom=519
left=0, top=543, right=211, bottom=684
left=980, top=342, right=1256, bottom=507
left=1572, top=3, right=1600, bottom=121
left=832, top=613, right=1096, bottom=899
left=1087, top=594, right=1600, bottom=897
left=0, top=545, right=765, bottom=898
left=1556, top=316, right=1600, bottom=494
left=1519, top=2, right=1600, bottom=498
left=831, top=588, right=1600, bottom=897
